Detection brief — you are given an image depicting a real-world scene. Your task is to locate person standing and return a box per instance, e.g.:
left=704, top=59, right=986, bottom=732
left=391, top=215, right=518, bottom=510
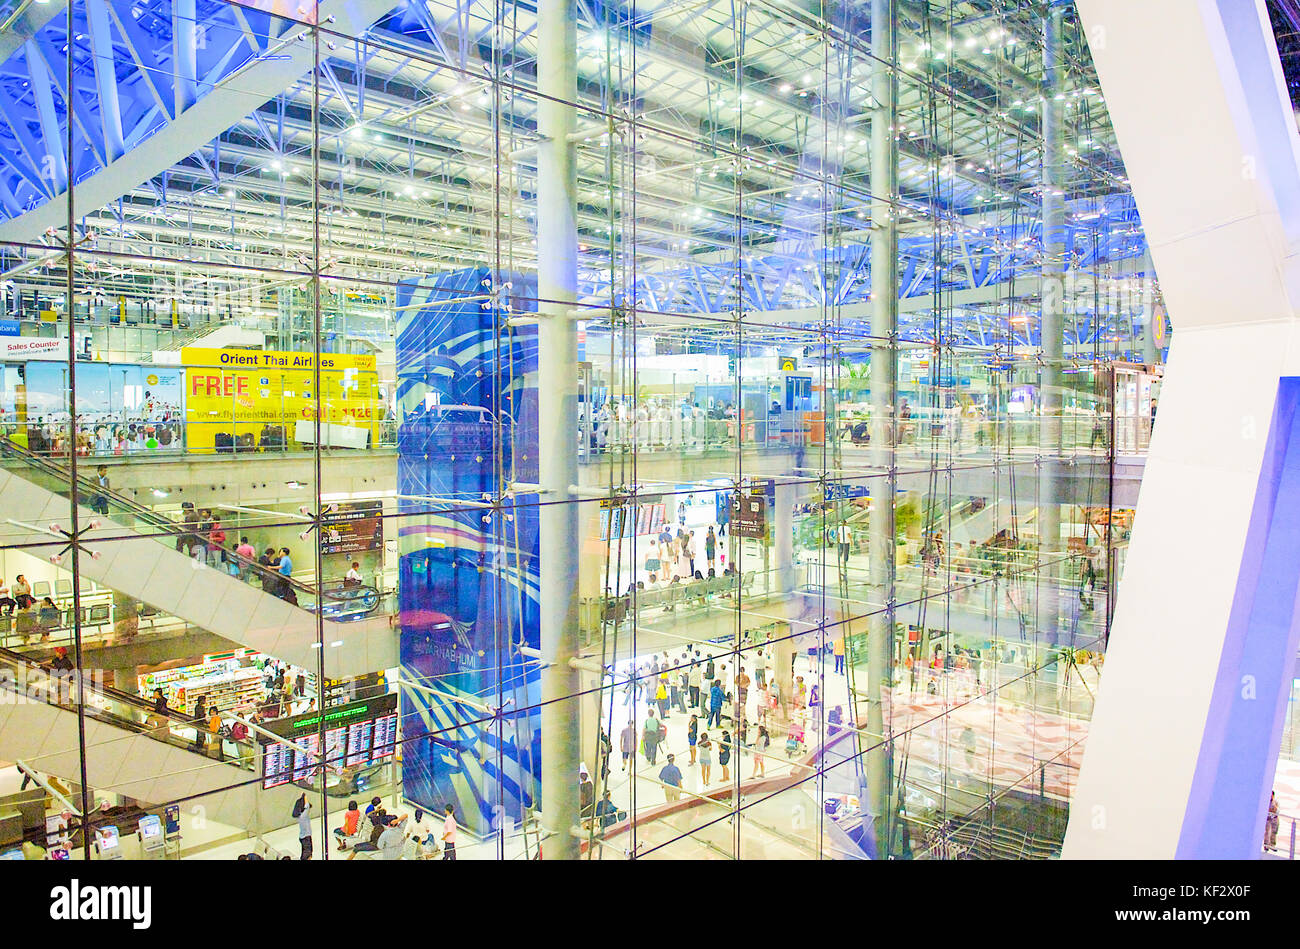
left=833, top=636, right=846, bottom=674
left=718, top=730, right=732, bottom=783
left=277, top=547, right=294, bottom=600
left=659, top=754, right=683, bottom=803
left=292, top=793, right=312, bottom=860
left=837, top=523, right=852, bottom=566
left=669, top=663, right=687, bottom=715
left=750, top=726, right=770, bottom=777
left=190, top=695, right=207, bottom=752
left=441, top=804, right=458, bottom=860
left=234, top=536, right=256, bottom=581
left=707, top=679, right=725, bottom=729
left=754, top=647, right=767, bottom=689
left=686, top=531, right=696, bottom=576
left=697, top=732, right=713, bottom=785
left=688, top=652, right=703, bottom=709
left=735, top=665, right=751, bottom=714
left=654, top=678, right=670, bottom=719
left=90, top=465, right=110, bottom=515
left=687, top=714, right=699, bottom=765
left=207, top=705, right=224, bottom=760
left=1266, top=791, right=1280, bottom=852
left=619, top=720, right=636, bottom=771
left=705, top=526, right=717, bottom=572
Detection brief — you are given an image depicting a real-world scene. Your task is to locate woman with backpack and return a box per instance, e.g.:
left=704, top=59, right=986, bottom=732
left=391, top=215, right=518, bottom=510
left=750, top=726, right=771, bottom=778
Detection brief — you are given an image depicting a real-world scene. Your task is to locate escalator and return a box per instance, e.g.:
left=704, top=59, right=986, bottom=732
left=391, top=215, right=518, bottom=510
left=0, top=441, right=396, bottom=676
left=0, top=645, right=298, bottom=832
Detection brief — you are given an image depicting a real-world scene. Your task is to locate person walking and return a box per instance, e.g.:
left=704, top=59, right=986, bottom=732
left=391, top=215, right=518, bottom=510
left=697, top=732, right=713, bottom=785
left=441, top=804, right=458, bottom=860
left=659, top=754, right=683, bottom=803
left=642, top=709, right=662, bottom=765
left=707, top=679, right=725, bottom=729
left=686, top=713, right=699, bottom=765
left=655, top=678, right=670, bottom=719
left=619, top=720, right=636, bottom=771
left=292, top=793, right=313, bottom=860
left=718, top=730, right=732, bottom=783
left=833, top=636, right=846, bottom=674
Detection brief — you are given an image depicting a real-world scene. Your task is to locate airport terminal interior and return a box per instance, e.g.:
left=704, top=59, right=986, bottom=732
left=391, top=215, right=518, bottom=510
left=0, top=0, right=1288, bottom=861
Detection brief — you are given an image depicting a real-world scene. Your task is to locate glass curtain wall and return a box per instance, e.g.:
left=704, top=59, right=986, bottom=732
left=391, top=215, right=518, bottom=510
left=0, top=0, right=1158, bottom=860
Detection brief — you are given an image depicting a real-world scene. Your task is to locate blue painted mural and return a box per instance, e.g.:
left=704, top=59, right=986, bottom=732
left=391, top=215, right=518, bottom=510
left=395, top=267, right=542, bottom=835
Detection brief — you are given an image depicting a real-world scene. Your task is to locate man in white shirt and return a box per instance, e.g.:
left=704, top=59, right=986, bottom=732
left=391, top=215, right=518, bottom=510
left=345, top=562, right=362, bottom=586
left=441, top=803, right=458, bottom=860
left=837, top=524, right=852, bottom=565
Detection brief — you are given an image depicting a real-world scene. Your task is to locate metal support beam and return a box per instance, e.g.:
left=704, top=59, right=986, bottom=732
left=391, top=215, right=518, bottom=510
left=865, top=0, right=898, bottom=858
left=536, top=0, right=582, bottom=861
left=1039, top=1, right=1066, bottom=651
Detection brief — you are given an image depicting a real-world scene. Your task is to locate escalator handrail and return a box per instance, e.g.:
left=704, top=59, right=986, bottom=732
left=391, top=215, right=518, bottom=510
left=0, top=438, right=378, bottom=612
left=0, top=642, right=259, bottom=757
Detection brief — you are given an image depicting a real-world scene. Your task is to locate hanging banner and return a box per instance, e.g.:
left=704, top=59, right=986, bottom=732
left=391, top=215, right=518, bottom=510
left=180, top=347, right=382, bottom=452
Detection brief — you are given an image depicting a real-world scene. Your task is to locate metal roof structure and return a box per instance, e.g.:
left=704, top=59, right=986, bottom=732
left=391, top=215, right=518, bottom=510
left=0, top=0, right=1160, bottom=355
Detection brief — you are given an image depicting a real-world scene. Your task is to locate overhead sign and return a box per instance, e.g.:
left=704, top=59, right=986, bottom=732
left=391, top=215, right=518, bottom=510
left=180, top=347, right=382, bottom=452
left=731, top=493, right=767, bottom=539
left=260, top=693, right=398, bottom=789
left=321, top=501, right=384, bottom=555
left=779, top=356, right=799, bottom=371
left=1, top=336, right=68, bottom=361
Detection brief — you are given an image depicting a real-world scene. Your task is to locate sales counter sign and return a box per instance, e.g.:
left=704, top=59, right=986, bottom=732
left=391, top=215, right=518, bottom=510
left=181, top=347, right=383, bottom=451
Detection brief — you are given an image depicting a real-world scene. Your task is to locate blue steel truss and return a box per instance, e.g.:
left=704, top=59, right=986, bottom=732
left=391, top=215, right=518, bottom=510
left=0, top=0, right=297, bottom=221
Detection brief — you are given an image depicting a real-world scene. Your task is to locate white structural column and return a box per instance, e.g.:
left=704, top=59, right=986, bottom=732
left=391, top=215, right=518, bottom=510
left=1065, top=0, right=1300, bottom=858
left=1038, top=2, right=1065, bottom=651
left=866, top=0, right=898, bottom=855
left=537, top=0, right=582, bottom=860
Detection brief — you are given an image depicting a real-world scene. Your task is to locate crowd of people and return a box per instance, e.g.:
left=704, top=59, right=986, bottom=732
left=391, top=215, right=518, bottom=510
left=322, top=796, right=459, bottom=861
left=580, top=399, right=739, bottom=453
left=174, top=502, right=300, bottom=603
left=142, top=656, right=314, bottom=764
left=606, top=638, right=851, bottom=816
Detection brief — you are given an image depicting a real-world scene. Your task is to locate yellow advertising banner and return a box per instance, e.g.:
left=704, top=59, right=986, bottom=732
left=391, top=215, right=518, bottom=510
left=181, top=348, right=383, bottom=451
